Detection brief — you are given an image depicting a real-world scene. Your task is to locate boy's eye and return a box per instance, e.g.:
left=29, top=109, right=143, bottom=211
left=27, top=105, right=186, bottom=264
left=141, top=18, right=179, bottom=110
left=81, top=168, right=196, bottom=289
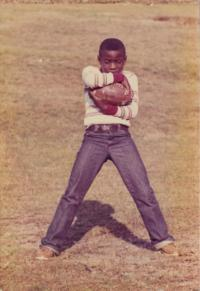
left=104, top=59, right=123, bottom=64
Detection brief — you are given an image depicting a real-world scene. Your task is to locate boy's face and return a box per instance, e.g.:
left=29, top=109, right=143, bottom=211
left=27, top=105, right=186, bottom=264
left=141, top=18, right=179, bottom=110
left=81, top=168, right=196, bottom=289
left=98, top=49, right=126, bottom=73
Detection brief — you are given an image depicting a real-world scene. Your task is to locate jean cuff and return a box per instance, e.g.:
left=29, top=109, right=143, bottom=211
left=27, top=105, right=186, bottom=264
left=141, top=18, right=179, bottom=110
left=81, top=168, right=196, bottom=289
left=153, top=239, right=175, bottom=250
left=40, top=244, right=60, bottom=255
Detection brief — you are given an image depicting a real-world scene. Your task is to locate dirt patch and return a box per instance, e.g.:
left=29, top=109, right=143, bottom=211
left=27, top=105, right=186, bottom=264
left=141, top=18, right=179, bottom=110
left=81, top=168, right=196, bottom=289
left=153, top=15, right=198, bottom=25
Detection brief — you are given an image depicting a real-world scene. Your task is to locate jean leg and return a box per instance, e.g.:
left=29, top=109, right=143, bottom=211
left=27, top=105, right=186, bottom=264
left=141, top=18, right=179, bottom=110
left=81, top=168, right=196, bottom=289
left=41, top=134, right=108, bottom=252
left=109, top=134, right=174, bottom=246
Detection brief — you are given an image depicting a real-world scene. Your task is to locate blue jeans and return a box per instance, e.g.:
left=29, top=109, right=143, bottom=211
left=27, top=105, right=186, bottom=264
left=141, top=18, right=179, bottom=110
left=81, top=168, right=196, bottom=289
left=41, top=126, right=174, bottom=253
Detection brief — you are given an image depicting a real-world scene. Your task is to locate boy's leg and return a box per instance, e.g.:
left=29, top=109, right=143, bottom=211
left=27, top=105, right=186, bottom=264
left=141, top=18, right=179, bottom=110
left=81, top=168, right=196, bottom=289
left=40, top=133, right=108, bottom=254
left=110, top=133, right=174, bottom=249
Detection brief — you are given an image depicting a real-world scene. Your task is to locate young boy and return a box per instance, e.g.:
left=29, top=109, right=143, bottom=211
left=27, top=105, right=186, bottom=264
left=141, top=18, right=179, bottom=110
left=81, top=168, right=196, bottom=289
left=37, top=38, right=178, bottom=259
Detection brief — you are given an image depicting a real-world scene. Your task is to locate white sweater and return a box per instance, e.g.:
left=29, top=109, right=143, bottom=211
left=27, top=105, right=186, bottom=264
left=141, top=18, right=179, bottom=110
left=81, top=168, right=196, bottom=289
left=82, top=66, right=139, bottom=127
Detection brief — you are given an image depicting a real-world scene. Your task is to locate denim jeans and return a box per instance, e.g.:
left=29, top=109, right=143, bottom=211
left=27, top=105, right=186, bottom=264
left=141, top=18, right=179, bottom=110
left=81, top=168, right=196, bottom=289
left=41, top=126, right=174, bottom=253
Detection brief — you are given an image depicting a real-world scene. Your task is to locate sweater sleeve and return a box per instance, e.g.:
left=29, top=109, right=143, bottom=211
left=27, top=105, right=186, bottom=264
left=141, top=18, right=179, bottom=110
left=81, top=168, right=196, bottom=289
left=114, top=72, right=139, bottom=120
left=82, top=66, right=114, bottom=89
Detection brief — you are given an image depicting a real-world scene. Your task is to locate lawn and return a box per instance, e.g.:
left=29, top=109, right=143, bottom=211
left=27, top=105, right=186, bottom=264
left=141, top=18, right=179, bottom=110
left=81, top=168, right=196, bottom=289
left=0, top=2, right=199, bottom=290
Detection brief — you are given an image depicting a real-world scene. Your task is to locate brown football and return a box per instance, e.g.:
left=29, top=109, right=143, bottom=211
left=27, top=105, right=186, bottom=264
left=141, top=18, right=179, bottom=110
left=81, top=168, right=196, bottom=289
left=90, top=80, right=132, bottom=106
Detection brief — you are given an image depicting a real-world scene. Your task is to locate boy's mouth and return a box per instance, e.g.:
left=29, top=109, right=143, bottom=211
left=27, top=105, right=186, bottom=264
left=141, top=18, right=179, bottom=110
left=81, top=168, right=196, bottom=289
left=101, top=69, right=121, bottom=73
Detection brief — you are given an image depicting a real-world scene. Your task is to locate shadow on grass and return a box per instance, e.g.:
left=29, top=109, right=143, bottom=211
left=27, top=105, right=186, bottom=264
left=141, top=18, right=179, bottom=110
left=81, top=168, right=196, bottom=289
left=64, top=200, right=152, bottom=251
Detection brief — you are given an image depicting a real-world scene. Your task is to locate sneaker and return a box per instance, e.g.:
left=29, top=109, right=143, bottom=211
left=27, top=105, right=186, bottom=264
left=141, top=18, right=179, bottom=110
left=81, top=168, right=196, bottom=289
left=36, top=246, right=58, bottom=260
left=160, top=243, right=179, bottom=256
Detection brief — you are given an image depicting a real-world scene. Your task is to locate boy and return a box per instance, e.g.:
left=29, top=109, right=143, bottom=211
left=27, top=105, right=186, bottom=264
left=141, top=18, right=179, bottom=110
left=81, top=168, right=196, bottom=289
left=37, top=38, right=178, bottom=259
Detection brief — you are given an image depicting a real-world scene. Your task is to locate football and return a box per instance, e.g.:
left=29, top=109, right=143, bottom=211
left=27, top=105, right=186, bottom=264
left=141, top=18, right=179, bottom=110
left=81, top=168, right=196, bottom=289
left=90, top=78, right=132, bottom=106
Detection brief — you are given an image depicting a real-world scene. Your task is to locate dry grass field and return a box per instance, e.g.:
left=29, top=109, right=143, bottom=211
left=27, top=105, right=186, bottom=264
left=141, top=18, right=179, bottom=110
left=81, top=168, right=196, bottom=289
left=0, top=2, right=199, bottom=290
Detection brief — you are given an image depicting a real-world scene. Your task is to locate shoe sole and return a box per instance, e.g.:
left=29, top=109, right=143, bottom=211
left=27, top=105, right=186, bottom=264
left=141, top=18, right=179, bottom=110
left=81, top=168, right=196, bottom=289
left=36, top=255, right=50, bottom=260
left=160, top=251, right=179, bottom=256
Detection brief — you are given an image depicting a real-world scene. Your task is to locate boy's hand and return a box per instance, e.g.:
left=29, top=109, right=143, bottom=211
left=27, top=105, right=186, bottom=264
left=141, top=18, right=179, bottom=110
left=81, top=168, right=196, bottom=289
left=92, top=99, right=118, bottom=115
left=113, top=72, right=124, bottom=83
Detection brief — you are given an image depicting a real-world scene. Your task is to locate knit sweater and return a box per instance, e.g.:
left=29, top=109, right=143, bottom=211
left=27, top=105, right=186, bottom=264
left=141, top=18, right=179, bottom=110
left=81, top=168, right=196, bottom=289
left=82, top=66, right=139, bottom=127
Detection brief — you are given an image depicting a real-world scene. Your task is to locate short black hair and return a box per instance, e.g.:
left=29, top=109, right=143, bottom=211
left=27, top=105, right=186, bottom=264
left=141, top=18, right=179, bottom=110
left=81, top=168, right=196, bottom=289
left=99, top=38, right=126, bottom=57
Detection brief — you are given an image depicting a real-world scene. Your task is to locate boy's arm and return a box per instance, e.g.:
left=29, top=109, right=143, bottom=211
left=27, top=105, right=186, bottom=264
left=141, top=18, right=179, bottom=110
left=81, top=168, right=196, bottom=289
left=114, top=92, right=139, bottom=119
left=114, top=73, right=139, bottom=119
left=82, top=65, right=124, bottom=89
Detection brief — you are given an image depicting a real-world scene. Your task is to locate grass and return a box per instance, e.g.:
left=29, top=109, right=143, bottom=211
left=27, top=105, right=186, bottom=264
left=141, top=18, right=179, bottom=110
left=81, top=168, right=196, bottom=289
left=0, top=2, right=199, bottom=290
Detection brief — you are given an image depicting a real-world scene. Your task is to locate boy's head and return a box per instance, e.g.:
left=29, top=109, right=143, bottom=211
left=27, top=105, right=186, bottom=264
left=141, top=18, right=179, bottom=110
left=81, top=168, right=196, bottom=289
left=98, top=38, right=127, bottom=73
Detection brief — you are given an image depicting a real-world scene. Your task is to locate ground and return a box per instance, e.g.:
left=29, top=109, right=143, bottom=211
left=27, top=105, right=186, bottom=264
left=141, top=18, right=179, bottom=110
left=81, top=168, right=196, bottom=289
left=0, top=2, right=199, bottom=290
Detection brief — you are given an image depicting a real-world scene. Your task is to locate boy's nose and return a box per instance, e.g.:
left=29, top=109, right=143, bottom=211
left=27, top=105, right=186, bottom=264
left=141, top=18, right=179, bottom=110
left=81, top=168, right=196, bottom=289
left=110, top=62, right=117, bottom=70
